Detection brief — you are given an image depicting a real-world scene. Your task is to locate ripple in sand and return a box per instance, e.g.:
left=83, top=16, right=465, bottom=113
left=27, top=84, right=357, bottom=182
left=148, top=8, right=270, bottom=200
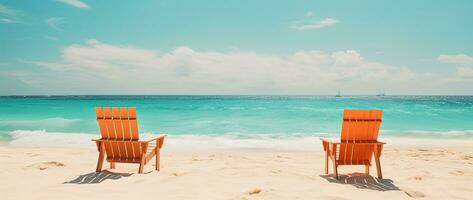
left=403, top=190, right=425, bottom=198
left=28, top=161, right=65, bottom=170
left=418, top=149, right=429, bottom=152
left=409, top=176, right=423, bottom=181
left=172, top=172, right=188, bottom=176
left=248, top=188, right=262, bottom=195
left=461, top=155, right=473, bottom=160
left=449, top=170, right=464, bottom=176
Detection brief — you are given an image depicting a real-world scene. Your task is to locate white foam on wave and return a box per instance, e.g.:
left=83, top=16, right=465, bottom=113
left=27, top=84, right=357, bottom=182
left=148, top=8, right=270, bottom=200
left=383, top=129, right=473, bottom=137
left=163, top=134, right=323, bottom=151
left=6, top=129, right=473, bottom=150
left=9, top=130, right=96, bottom=148
left=7, top=130, right=325, bottom=150
left=409, top=130, right=473, bottom=137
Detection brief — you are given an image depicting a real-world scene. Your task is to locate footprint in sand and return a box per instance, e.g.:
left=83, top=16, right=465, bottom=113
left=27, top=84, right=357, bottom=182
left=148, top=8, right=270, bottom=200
left=439, top=150, right=454, bottom=155
left=248, top=188, right=262, bottom=195
left=172, top=172, right=188, bottom=176
left=192, top=157, right=203, bottom=161
left=409, top=176, right=423, bottom=181
left=28, top=161, right=65, bottom=170
left=417, top=149, right=429, bottom=152
left=403, top=190, right=425, bottom=198
left=276, top=155, right=291, bottom=159
left=449, top=170, right=464, bottom=176
left=461, top=155, right=473, bottom=160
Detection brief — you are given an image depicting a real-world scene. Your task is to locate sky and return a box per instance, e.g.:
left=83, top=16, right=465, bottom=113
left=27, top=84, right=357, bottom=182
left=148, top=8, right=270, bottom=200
left=1, top=0, right=473, bottom=95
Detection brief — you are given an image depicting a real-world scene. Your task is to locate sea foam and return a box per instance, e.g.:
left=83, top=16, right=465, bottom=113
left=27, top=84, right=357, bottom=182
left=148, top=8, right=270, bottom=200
left=7, top=129, right=473, bottom=151
left=7, top=130, right=325, bottom=150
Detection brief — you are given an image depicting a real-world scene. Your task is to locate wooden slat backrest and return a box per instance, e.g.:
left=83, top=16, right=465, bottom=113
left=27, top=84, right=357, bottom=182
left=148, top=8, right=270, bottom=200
left=112, top=107, right=123, bottom=139
left=120, top=107, right=132, bottom=140
left=128, top=108, right=139, bottom=140
left=96, top=107, right=140, bottom=160
left=340, top=109, right=382, bottom=142
left=102, top=141, right=143, bottom=162
left=338, top=109, right=383, bottom=165
left=96, top=107, right=140, bottom=140
left=96, top=107, right=108, bottom=139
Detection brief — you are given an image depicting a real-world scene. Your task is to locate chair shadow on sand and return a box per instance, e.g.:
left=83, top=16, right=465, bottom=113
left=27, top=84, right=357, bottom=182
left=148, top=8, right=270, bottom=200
left=320, top=173, right=400, bottom=191
left=64, top=170, right=132, bottom=184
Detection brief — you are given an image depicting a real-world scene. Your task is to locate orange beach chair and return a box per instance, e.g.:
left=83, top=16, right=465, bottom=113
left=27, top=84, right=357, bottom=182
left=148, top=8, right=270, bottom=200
left=93, top=107, right=166, bottom=173
left=321, top=109, right=385, bottom=178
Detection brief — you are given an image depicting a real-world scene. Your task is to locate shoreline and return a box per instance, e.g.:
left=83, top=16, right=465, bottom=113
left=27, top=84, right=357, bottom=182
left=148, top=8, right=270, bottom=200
left=2, top=132, right=473, bottom=151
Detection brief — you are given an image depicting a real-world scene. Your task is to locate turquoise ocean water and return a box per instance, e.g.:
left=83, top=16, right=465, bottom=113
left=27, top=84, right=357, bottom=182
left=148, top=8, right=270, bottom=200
left=1, top=95, right=473, bottom=146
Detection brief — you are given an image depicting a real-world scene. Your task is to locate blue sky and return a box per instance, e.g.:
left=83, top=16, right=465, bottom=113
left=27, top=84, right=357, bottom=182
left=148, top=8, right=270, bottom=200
left=1, top=0, right=473, bottom=95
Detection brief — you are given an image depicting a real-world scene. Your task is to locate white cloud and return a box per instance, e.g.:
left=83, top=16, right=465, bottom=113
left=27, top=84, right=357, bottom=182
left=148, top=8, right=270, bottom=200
left=438, top=54, right=473, bottom=79
left=0, top=4, right=19, bottom=16
left=57, top=0, right=89, bottom=9
left=457, top=67, right=473, bottom=78
left=0, top=18, right=14, bottom=23
left=23, top=39, right=416, bottom=94
left=45, top=17, right=64, bottom=30
left=0, top=4, right=25, bottom=23
left=0, top=71, right=41, bottom=87
left=20, top=60, right=71, bottom=71
left=305, top=11, right=314, bottom=17
left=292, top=18, right=339, bottom=30
left=438, top=54, right=473, bottom=65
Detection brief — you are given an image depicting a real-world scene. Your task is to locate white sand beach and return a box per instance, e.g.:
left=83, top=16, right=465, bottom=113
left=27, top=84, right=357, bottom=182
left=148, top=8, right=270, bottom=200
left=1, top=138, right=472, bottom=200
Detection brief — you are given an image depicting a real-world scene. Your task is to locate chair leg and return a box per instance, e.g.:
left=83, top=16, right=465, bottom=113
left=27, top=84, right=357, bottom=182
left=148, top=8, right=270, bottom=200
left=138, top=143, right=148, bottom=174
left=365, top=165, right=370, bottom=175
left=96, top=145, right=105, bottom=172
left=138, top=160, right=145, bottom=174
left=155, top=148, right=161, bottom=171
left=374, top=145, right=383, bottom=179
left=110, top=162, right=115, bottom=169
left=331, top=156, right=338, bottom=179
left=324, top=150, right=329, bottom=174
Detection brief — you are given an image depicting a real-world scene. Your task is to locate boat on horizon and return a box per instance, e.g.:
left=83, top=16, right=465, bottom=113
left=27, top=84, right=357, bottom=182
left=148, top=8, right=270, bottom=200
left=335, top=89, right=342, bottom=97
left=376, top=89, right=386, bottom=97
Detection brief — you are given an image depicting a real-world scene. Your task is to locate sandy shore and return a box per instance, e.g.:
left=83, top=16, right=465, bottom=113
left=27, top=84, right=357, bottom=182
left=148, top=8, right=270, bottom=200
left=1, top=138, right=473, bottom=200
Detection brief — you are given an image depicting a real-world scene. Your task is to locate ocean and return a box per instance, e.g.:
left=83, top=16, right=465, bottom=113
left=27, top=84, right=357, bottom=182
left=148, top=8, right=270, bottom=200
left=1, top=95, right=472, bottom=147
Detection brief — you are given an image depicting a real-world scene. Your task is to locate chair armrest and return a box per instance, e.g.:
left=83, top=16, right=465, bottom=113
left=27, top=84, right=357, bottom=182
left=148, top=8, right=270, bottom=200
left=139, top=134, right=166, bottom=154
left=320, top=138, right=340, bottom=152
left=320, top=138, right=340, bottom=144
left=142, top=134, right=166, bottom=143
left=92, top=138, right=104, bottom=152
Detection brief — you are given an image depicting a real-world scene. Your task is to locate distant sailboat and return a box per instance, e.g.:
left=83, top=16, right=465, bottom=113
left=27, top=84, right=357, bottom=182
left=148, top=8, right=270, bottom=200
left=335, top=89, right=341, bottom=97
left=376, top=89, right=386, bottom=96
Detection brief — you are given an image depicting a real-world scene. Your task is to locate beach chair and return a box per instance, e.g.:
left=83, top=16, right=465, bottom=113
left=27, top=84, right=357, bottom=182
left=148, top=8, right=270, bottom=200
left=321, top=109, right=385, bottom=179
left=93, top=107, right=166, bottom=173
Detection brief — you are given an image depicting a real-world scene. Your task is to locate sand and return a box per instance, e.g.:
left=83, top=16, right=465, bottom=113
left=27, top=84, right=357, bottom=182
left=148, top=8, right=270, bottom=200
left=1, top=138, right=472, bottom=200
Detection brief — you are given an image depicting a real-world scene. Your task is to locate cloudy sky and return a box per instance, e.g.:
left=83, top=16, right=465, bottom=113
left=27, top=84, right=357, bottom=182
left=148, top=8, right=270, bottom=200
left=1, top=0, right=472, bottom=95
